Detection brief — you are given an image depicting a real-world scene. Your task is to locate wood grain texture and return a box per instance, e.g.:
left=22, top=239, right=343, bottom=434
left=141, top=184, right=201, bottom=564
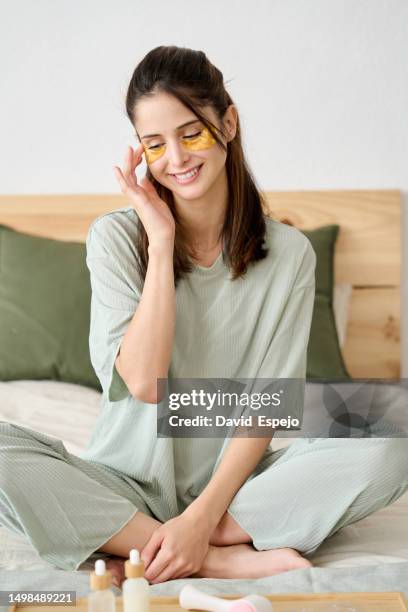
left=0, top=189, right=401, bottom=378
left=262, top=189, right=401, bottom=286
left=342, top=287, right=400, bottom=379
left=0, top=194, right=126, bottom=241
left=262, top=189, right=401, bottom=379
left=8, top=591, right=408, bottom=611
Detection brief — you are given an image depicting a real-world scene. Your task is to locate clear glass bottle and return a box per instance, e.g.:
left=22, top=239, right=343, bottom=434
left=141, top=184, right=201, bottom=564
left=88, top=559, right=116, bottom=612
left=123, top=549, right=150, bottom=612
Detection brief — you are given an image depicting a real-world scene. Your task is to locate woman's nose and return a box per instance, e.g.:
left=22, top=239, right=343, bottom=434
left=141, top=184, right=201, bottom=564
left=166, top=139, right=190, bottom=168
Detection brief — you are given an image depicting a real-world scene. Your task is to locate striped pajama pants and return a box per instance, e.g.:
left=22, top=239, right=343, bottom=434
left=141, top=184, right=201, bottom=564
left=0, top=421, right=407, bottom=571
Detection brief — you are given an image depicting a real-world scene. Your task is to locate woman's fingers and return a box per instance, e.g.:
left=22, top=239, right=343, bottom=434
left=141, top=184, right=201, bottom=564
left=144, top=549, right=171, bottom=582
left=139, top=176, right=160, bottom=201
left=114, top=145, right=166, bottom=223
left=140, top=530, right=163, bottom=570
left=114, top=146, right=143, bottom=193
left=123, top=146, right=138, bottom=190
left=133, top=143, right=145, bottom=167
left=113, top=166, right=130, bottom=194
left=113, top=164, right=143, bottom=200
left=118, top=144, right=144, bottom=193
left=150, top=562, right=180, bottom=584
left=129, top=144, right=144, bottom=174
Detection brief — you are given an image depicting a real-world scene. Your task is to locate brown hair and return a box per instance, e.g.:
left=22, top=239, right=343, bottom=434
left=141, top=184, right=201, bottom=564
left=125, top=45, right=269, bottom=286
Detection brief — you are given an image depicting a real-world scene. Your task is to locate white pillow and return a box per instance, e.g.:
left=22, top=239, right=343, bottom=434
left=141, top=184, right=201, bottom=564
left=333, top=283, right=352, bottom=348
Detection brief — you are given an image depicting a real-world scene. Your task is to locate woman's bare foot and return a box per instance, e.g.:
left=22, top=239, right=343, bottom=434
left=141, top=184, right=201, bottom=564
left=210, top=511, right=252, bottom=545
left=105, top=556, right=126, bottom=588
left=194, top=544, right=312, bottom=579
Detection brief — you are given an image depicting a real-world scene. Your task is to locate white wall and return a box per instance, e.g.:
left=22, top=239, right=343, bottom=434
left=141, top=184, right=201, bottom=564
left=1, top=0, right=407, bottom=371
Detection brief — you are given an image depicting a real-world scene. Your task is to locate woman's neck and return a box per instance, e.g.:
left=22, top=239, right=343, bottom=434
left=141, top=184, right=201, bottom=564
left=173, top=166, right=228, bottom=249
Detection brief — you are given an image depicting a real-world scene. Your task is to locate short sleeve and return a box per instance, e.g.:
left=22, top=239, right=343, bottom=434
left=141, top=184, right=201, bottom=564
left=255, top=238, right=316, bottom=424
left=86, top=216, right=142, bottom=402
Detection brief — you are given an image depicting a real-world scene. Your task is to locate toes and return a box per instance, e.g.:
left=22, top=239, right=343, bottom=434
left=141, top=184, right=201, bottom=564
left=106, top=559, right=125, bottom=588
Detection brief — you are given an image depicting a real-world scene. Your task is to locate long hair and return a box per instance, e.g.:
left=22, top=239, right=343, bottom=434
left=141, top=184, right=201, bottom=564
left=125, top=45, right=269, bottom=286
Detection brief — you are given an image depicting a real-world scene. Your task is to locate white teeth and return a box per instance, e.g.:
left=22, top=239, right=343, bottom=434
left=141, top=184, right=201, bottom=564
left=174, top=166, right=199, bottom=179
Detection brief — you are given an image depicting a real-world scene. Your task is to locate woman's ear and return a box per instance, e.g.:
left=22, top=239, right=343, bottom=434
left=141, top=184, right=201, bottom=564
left=223, top=105, right=238, bottom=142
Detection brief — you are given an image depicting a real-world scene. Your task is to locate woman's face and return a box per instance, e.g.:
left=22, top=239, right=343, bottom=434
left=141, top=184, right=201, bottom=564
left=134, top=91, right=236, bottom=200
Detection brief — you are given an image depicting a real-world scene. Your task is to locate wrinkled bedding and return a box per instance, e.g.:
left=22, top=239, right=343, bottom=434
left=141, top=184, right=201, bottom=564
left=0, top=379, right=407, bottom=595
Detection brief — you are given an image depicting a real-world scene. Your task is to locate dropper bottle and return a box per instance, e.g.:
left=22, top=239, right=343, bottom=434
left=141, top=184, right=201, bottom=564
left=88, top=559, right=116, bottom=612
left=123, top=548, right=150, bottom=612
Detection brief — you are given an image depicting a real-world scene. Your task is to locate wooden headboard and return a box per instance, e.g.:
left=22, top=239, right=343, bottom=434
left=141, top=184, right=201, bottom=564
left=0, top=189, right=401, bottom=379
left=263, top=190, right=401, bottom=379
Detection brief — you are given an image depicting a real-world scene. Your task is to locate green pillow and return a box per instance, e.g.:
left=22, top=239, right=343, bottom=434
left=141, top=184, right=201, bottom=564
left=302, top=225, right=351, bottom=380
left=0, top=224, right=101, bottom=391
left=0, top=223, right=349, bottom=389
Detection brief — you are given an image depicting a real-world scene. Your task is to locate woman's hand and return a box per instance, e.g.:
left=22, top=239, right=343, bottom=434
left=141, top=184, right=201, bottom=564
left=114, top=144, right=176, bottom=248
left=140, top=511, right=212, bottom=584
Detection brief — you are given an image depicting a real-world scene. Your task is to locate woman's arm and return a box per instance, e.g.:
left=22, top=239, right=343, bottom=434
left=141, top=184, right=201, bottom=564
left=183, top=434, right=274, bottom=529
left=115, top=241, right=176, bottom=403
left=111, top=144, right=177, bottom=404
left=140, top=433, right=274, bottom=583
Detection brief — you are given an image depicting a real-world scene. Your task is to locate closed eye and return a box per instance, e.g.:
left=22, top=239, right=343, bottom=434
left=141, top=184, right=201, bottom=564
left=182, top=131, right=202, bottom=140
left=147, top=130, right=203, bottom=150
left=147, top=143, right=165, bottom=150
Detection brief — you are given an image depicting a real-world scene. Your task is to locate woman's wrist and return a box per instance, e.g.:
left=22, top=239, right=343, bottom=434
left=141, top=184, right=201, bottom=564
left=148, top=236, right=175, bottom=254
left=182, top=499, right=223, bottom=532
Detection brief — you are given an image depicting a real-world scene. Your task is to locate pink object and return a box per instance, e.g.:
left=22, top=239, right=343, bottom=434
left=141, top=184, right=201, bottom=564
left=179, top=585, right=273, bottom=612
left=229, top=603, right=256, bottom=612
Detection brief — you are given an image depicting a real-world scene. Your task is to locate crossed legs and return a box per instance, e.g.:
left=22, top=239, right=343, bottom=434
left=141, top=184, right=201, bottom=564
left=98, top=436, right=408, bottom=585
left=97, top=509, right=311, bottom=585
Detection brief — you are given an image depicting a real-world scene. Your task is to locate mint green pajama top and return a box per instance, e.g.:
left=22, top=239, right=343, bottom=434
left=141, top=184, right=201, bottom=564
left=79, top=207, right=316, bottom=520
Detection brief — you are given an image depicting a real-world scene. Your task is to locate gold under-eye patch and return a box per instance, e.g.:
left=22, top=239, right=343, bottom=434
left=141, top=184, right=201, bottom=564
left=181, top=126, right=217, bottom=151
left=143, top=144, right=166, bottom=164
left=143, top=126, right=217, bottom=165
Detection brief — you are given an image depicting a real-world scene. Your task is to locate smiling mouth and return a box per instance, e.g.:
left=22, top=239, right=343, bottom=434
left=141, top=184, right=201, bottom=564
left=169, top=164, right=204, bottom=184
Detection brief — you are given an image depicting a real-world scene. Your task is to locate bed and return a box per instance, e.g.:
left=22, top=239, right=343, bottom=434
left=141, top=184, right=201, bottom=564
left=0, top=189, right=407, bottom=597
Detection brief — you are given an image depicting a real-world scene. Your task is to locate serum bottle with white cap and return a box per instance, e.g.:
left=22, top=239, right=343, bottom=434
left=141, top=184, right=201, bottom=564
left=88, top=559, right=116, bottom=612
left=123, top=548, right=150, bottom=612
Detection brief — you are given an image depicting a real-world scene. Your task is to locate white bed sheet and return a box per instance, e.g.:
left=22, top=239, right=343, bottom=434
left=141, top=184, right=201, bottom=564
left=0, top=379, right=407, bottom=572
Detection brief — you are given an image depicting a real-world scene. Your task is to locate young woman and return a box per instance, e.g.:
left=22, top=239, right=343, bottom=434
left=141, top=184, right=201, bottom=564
left=0, top=46, right=407, bottom=587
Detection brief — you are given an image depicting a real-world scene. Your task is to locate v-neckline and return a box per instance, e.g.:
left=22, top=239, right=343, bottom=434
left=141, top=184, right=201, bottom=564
left=192, top=248, right=224, bottom=273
